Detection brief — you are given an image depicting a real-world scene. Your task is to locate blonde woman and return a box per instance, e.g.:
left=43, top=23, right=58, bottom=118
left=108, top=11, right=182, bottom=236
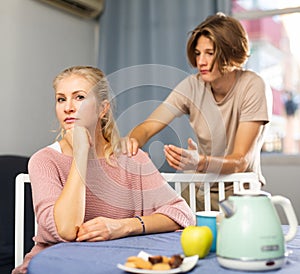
left=12, top=66, right=194, bottom=274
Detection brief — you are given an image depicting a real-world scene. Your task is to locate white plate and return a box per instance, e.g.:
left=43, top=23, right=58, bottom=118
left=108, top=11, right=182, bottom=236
left=117, top=251, right=198, bottom=273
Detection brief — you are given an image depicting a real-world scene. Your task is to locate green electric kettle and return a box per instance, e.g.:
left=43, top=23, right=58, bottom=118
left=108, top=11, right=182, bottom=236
left=217, top=190, right=298, bottom=271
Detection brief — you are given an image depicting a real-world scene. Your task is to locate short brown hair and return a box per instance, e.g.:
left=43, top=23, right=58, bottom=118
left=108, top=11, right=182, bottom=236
left=186, top=13, right=249, bottom=74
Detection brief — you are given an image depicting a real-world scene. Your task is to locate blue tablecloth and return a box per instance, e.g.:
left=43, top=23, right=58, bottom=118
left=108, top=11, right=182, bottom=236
left=27, top=227, right=300, bottom=274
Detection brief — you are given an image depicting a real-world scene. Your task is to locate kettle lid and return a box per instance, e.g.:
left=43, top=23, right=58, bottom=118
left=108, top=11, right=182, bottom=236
left=234, top=179, right=269, bottom=196
left=234, top=189, right=271, bottom=197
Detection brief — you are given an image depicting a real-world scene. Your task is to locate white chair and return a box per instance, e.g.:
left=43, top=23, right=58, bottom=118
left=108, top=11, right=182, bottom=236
left=161, top=172, right=259, bottom=213
left=15, top=173, right=37, bottom=268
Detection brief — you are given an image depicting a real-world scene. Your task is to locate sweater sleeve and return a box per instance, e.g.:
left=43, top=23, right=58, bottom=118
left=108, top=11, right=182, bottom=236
left=133, top=150, right=195, bottom=227
left=28, top=148, right=67, bottom=244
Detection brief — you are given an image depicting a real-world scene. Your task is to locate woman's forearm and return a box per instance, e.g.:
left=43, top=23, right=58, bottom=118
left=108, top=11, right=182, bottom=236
left=129, top=103, right=177, bottom=148
left=201, top=154, right=249, bottom=174
left=54, top=153, right=88, bottom=241
left=129, top=123, right=151, bottom=148
left=122, top=214, right=181, bottom=237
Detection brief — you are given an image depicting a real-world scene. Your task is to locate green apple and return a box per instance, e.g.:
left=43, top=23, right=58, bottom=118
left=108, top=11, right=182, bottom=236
left=180, top=225, right=213, bottom=258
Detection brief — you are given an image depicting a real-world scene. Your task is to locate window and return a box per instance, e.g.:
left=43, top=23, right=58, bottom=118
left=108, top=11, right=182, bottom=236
left=232, top=0, right=300, bottom=154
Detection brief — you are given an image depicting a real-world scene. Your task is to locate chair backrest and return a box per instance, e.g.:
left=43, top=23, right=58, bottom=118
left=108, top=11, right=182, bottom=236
left=161, top=172, right=259, bottom=213
left=15, top=173, right=37, bottom=268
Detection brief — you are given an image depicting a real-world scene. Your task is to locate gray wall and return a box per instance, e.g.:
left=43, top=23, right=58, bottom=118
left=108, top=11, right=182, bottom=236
left=262, top=155, right=300, bottom=225
left=0, top=0, right=98, bottom=157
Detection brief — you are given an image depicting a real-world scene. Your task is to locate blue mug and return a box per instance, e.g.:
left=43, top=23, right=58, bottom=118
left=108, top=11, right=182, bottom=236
left=196, top=211, right=220, bottom=252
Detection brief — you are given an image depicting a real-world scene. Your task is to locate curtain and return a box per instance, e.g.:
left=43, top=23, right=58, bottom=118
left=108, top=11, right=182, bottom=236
left=98, top=0, right=231, bottom=171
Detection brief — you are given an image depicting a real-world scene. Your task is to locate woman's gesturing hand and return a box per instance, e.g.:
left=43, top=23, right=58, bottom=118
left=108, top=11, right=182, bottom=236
left=164, top=138, right=200, bottom=171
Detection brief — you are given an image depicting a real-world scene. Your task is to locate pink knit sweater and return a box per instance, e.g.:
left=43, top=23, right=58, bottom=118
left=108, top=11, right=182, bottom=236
left=12, top=147, right=194, bottom=273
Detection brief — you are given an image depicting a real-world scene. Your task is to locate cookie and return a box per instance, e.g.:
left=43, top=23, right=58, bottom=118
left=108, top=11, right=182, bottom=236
left=148, top=255, right=163, bottom=264
left=169, top=254, right=183, bottom=269
left=134, top=258, right=152, bottom=270
left=126, top=256, right=140, bottom=263
left=152, top=263, right=171, bottom=270
left=124, top=262, right=137, bottom=268
left=162, top=256, right=169, bottom=264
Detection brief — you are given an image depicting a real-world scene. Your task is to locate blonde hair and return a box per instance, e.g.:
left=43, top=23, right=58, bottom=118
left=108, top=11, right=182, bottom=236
left=53, top=66, right=120, bottom=163
left=186, top=13, right=249, bottom=74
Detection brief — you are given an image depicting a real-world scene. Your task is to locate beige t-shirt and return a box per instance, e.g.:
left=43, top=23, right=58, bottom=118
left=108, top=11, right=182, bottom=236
left=164, top=69, right=273, bottom=184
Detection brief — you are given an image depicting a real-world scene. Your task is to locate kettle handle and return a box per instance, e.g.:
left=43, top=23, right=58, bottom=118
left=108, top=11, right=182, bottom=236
left=271, top=195, right=298, bottom=242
